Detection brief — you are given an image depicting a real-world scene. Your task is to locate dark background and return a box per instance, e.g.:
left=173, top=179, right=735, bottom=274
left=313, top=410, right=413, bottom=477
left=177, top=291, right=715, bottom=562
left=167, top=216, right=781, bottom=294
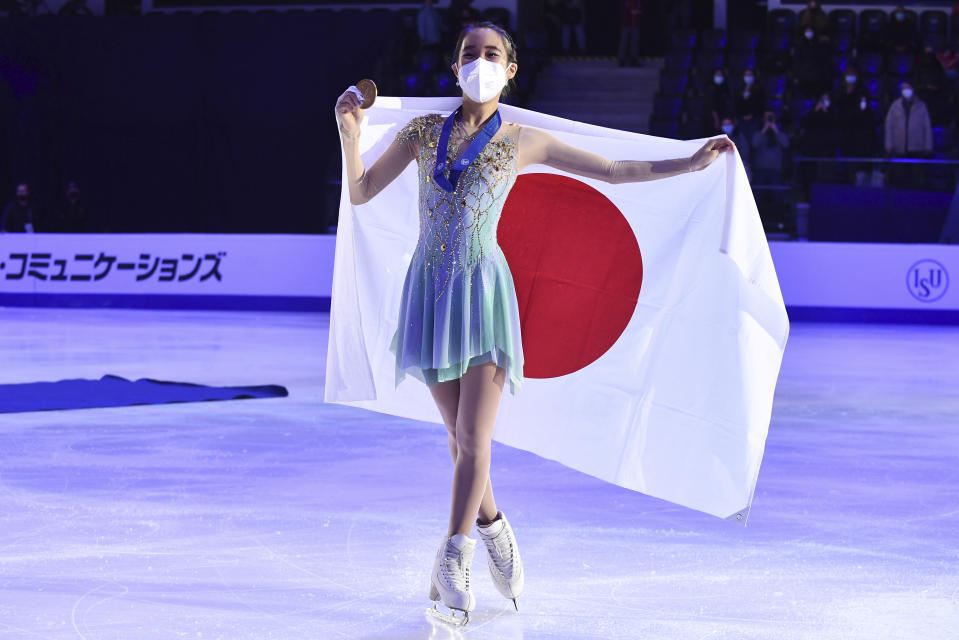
left=0, top=11, right=399, bottom=233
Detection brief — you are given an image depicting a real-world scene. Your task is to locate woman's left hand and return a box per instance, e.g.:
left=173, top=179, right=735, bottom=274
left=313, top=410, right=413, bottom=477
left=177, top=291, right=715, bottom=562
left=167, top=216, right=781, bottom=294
left=689, top=136, right=736, bottom=172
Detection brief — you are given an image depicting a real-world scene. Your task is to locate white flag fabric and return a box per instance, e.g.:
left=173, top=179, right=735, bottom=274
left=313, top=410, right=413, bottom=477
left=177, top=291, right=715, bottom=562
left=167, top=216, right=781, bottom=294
left=325, top=96, right=789, bottom=524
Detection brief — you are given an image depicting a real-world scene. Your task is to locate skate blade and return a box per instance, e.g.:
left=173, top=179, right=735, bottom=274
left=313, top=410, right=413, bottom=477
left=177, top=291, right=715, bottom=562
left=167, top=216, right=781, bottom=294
left=426, top=603, right=470, bottom=626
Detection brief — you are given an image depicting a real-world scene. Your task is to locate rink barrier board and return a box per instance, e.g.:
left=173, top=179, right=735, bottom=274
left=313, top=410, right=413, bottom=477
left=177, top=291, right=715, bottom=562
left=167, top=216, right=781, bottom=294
left=0, top=293, right=330, bottom=311
left=0, top=235, right=957, bottom=322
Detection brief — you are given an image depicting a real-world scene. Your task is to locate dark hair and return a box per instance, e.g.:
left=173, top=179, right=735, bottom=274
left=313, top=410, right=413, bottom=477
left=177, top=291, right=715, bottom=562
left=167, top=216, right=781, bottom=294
left=452, top=21, right=519, bottom=97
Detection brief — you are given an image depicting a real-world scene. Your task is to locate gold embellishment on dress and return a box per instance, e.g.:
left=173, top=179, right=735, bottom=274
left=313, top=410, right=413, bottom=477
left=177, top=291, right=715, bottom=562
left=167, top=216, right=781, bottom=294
left=409, top=118, right=518, bottom=302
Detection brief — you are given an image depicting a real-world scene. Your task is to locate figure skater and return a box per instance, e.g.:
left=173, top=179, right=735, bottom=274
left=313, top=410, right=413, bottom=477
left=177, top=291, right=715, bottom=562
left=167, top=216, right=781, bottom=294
left=334, top=21, right=734, bottom=626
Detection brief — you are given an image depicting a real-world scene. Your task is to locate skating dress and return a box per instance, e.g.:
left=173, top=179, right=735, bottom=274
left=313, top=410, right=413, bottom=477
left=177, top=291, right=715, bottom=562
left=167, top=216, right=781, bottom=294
left=388, top=113, right=525, bottom=395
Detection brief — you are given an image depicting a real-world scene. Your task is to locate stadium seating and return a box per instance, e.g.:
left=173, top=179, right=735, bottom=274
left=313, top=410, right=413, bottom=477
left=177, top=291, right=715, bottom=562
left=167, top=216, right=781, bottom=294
left=828, top=9, right=857, bottom=36
left=670, top=29, right=698, bottom=52
left=700, top=29, right=727, bottom=52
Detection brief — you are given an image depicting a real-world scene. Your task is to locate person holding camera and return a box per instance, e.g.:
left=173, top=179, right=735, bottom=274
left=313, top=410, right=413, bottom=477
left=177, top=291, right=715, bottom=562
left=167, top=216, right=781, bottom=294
left=750, top=111, right=791, bottom=229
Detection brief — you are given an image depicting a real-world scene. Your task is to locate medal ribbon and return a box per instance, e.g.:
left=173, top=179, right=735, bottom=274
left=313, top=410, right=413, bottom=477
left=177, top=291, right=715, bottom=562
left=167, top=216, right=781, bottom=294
left=433, top=106, right=502, bottom=193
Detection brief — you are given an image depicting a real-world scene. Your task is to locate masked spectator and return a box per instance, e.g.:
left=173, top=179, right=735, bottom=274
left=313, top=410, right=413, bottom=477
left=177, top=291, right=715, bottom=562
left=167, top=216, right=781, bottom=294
left=836, top=82, right=879, bottom=185
left=884, top=81, right=933, bottom=187
left=885, top=81, right=932, bottom=155
left=705, top=67, right=733, bottom=132
left=792, top=25, right=832, bottom=98
left=796, top=0, right=830, bottom=45
left=734, top=68, right=764, bottom=141
left=795, top=93, right=838, bottom=190
left=799, top=93, right=839, bottom=156
left=834, top=64, right=866, bottom=112
left=885, top=6, right=919, bottom=53
left=720, top=116, right=752, bottom=180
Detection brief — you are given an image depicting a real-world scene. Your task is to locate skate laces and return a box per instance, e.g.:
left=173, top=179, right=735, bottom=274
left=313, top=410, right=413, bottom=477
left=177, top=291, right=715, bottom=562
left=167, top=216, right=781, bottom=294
left=440, top=542, right=471, bottom=590
left=485, top=528, right=515, bottom=576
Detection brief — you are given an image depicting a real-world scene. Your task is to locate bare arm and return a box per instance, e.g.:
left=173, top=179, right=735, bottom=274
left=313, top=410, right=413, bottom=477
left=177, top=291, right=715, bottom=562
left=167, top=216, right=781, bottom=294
left=335, top=87, right=417, bottom=205
left=516, top=126, right=734, bottom=183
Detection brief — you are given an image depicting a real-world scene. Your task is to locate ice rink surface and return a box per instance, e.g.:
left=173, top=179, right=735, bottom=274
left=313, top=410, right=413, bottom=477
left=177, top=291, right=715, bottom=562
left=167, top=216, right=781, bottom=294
left=0, top=308, right=956, bottom=640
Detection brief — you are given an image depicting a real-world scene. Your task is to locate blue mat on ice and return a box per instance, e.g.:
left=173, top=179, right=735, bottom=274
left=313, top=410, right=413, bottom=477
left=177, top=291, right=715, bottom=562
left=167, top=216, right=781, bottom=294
left=0, top=374, right=288, bottom=414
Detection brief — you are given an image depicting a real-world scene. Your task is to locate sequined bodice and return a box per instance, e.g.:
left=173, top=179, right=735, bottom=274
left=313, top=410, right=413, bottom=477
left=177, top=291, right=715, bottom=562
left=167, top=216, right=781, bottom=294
left=400, top=114, right=518, bottom=300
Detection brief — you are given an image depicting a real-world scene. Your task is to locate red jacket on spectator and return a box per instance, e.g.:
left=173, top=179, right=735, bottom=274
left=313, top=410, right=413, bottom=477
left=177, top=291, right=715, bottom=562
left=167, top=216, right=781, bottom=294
left=621, top=0, right=641, bottom=27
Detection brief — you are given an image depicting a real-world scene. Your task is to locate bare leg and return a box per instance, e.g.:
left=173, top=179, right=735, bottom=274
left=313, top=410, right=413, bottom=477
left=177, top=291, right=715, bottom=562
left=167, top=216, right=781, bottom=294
left=448, top=362, right=506, bottom=536
left=429, top=377, right=499, bottom=526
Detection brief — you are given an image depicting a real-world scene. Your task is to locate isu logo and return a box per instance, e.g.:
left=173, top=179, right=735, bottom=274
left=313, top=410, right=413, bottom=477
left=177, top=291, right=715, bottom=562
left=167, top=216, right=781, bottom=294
left=906, top=259, right=949, bottom=303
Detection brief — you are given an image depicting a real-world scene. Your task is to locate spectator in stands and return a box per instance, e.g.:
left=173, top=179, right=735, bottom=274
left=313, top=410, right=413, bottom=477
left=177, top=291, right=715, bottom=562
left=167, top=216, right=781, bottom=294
left=544, top=0, right=564, bottom=54
left=834, top=64, right=866, bottom=112
left=796, top=93, right=838, bottom=192
left=885, top=6, right=919, bottom=54
left=795, top=0, right=829, bottom=45
left=851, top=96, right=880, bottom=185
left=916, top=42, right=948, bottom=124
left=792, top=25, right=832, bottom=99
left=705, top=67, right=733, bottom=133
left=835, top=72, right=878, bottom=185
left=1, top=183, right=37, bottom=233
left=799, top=93, right=839, bottom=157
left=885, top=80, right=932, bottom=155
left=734, top=68, right=764, bottom=141
left=50, top=180, right=88, bottom=233
left=618, top=0, right=641, bottom=67
left=750, top=111, right=791, bottom=227
left=720, top=116, right=752, bottom=179
left=884, top=80, right=933, bottom=187
left=417, top=0, right=444, bottom=52
left=561, top=0, right=586, bottom=55
left=936, top=44, right=958, bottom=83
left=57, top=0, right=93, bottom=16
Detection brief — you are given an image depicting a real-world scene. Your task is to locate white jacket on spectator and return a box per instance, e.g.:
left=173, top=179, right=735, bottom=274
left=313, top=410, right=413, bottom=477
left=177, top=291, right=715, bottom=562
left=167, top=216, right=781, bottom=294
left=884, top=97, right=933, bottom=155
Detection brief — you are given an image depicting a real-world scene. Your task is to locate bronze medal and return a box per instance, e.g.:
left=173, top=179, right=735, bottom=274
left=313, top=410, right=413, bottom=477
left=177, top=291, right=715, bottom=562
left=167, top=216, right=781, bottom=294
left=356, top=78, right=377, bottom=109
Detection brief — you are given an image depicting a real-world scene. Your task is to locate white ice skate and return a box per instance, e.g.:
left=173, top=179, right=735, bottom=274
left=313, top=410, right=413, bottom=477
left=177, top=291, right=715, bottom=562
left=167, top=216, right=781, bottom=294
left=427, top=533, right=476, bottom=626
left=476, top=511, right=524, bottom=610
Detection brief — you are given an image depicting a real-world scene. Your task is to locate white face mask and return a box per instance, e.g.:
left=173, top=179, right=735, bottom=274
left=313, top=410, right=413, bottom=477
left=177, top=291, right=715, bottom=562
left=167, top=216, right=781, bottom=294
left=721, top=124, right=734, bottom=135
left=804, top=30, right=814, bottom=40
left=902, top=88, right=914, bottom=99
left=457, top=57, right=508, bottom=103
left=845, top=74, right=857, bottom=84
left=743, top=75, right=755, bottom=85
left=860, top=98, right=867, bottom=110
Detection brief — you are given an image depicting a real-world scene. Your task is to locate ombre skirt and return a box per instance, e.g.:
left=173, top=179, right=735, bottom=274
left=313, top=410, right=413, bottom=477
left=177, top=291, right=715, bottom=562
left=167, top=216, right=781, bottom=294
left=389, top=247, right=524, bottom=396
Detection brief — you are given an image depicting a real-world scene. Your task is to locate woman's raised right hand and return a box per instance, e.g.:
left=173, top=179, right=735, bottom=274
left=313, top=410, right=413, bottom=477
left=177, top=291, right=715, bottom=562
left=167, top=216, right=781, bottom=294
left=335, top=87, right=362, bottom=140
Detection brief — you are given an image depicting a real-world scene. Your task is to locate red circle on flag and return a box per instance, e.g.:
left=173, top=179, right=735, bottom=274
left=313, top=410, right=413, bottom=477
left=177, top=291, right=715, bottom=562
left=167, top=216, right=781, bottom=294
left=498, top=173, right=644, bottom=379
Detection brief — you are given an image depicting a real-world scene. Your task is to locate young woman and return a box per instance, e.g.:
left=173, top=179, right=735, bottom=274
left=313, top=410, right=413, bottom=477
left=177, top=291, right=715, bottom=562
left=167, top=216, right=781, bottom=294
left=334, top=21, right=734, bottom=626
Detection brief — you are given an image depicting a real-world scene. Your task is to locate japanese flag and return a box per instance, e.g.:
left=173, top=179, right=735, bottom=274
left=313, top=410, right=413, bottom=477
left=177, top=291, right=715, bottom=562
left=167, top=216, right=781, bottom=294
left=325, top=97, right=789, bottom=525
